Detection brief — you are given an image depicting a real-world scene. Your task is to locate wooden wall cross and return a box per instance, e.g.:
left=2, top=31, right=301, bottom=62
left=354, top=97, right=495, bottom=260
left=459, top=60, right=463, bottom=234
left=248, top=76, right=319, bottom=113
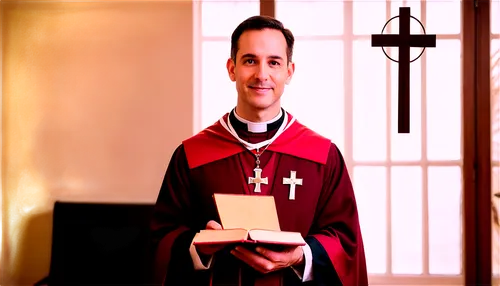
left=371, top=7, right=436, bottom=133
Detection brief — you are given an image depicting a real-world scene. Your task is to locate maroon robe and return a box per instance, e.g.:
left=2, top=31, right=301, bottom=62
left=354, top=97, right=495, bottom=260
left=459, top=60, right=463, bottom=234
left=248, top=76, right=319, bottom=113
left=150, top=111, right=368, bottom=286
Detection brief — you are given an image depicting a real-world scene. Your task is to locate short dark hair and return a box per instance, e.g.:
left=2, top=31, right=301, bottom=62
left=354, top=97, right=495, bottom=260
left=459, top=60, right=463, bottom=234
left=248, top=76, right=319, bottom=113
left=230, top=15, right=295, bottom=64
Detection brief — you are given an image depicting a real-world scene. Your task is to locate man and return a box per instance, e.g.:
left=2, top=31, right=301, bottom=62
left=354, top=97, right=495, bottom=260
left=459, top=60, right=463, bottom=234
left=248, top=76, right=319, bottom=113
left=150, top=15, right=368, bottom=286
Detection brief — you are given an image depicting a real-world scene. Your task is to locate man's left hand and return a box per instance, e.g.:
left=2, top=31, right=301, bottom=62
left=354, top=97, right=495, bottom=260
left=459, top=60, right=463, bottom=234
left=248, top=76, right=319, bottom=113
left=230, top=245, right=304, bottom=274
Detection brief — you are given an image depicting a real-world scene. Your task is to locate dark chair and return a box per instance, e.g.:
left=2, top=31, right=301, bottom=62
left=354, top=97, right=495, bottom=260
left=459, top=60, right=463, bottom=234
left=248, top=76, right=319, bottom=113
left=35, top=201, right=156, bottom=286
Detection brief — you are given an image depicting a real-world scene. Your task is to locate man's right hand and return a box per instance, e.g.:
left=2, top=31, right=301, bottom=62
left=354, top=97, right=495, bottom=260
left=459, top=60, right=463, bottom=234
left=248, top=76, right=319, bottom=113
left=195, top=220, right=225, bottom=256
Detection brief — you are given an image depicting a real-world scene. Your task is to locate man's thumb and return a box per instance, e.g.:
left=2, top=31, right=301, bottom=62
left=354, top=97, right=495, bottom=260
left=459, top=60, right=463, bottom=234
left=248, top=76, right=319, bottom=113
left=206, top=220, right=223, bottom=230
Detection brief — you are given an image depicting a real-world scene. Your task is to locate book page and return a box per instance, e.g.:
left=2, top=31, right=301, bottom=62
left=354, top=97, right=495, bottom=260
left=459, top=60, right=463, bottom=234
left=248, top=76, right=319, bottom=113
left=248, top=229, right=306, bottom=246
left=193, top=229, right=249, bottom=245
left=213, top=194, right=281, bottom=231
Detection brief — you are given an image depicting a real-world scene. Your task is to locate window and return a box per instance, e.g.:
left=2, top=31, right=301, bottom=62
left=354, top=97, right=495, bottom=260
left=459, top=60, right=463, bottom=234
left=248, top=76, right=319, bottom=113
left=198, top=0, right=464, bottom=284
left=276, top=0, right=463, bottom=284
left=195, top=0, right=260, bottom=131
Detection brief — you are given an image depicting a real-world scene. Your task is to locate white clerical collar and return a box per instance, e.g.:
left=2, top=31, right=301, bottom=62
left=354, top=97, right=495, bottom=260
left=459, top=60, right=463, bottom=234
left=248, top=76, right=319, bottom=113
left=233, top=109, right=283, bottom=133
left=221, top=109, right=295, bottom=151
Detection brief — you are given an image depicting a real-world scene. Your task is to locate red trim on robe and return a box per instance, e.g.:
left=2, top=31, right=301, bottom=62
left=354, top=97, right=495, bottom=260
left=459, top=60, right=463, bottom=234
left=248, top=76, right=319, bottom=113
left=312, top=233, right=350, bottom=285
left=183, top=113, right=332, bottom=169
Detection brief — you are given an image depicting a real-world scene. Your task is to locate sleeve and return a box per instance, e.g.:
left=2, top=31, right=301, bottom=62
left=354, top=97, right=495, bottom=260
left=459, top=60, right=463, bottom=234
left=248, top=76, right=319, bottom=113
left=149, top=144, right=210, bottom=286
left=306, top=143, right=369, bottom=286
left=189, top=237, right=215, bottom=269
left=290, top=243, right=314, bottom=282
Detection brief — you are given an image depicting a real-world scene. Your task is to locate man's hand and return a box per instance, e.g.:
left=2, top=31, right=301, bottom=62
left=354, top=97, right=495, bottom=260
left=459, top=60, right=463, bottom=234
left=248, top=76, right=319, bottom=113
left=230, top=245, right=304, bottom=274
left=195, top=220, right=225, bottom=256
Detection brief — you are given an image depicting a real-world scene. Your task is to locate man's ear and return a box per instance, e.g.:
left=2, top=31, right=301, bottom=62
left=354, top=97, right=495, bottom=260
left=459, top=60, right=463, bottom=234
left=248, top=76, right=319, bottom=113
left=285, top=62, right=295, bottom=85
left=227, top=58, right=236, bottom=82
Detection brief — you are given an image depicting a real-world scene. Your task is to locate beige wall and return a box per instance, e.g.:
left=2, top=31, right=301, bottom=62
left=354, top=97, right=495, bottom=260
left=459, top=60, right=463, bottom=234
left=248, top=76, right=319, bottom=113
left=0, top=1, right=194, bottom=284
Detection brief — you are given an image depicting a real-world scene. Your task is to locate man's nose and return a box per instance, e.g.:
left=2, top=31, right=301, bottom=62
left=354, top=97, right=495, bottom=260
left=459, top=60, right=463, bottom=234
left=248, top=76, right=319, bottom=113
left=254, top=63, right=270, bottom=81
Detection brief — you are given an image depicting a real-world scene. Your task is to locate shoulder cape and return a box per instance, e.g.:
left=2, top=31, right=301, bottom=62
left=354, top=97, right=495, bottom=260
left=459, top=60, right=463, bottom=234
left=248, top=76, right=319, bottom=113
left=182, top=112, right=332, bottom=169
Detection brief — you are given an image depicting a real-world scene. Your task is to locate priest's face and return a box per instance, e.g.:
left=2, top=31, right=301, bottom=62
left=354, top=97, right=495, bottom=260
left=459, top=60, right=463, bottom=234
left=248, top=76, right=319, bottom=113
left=226, top=28, right=295, bottom=121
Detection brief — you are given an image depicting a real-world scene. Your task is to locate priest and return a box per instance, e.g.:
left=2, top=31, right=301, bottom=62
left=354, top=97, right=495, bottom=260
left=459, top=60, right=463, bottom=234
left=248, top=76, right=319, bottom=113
left=150, top=15, right=368, bottom=286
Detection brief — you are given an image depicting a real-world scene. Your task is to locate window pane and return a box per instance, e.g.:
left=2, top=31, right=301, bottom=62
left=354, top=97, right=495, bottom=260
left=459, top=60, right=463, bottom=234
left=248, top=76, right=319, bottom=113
left=384, top=1, right=423, bottom=34
left=426, top=40, right=461, bottom=161
left=201, top=41, right=236, bottom=128
left=282, top=40, right=344, bottom=153
left=493, top=0, right=500, bottom=34
left=201, top=0, right=259, bottom=37
left=353, top=0, right=386, bottom=35
left=275, top=0, right=343, bottom=36
left=390, top=56, right=422, bottom=161
left=428, top=166, right=462, bottom=275
left=353, top=40, right=387, bottom=161
left=391, top=166, right=423, bottom=274
left=493, top=39, right=500, bottom=162
left=353, top=166, right=387, bottom=274
left=426, top=0, right=461, bottom=34
left=390, top=0, right=422, bottom=29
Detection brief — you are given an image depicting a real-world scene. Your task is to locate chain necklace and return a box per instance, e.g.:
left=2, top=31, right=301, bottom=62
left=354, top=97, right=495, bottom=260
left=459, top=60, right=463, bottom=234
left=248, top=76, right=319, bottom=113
left=254, top=145, right=270, bottom=169
left=220, top=110, right=292, bottom=165
left=219, top=110, right=296, bottom=192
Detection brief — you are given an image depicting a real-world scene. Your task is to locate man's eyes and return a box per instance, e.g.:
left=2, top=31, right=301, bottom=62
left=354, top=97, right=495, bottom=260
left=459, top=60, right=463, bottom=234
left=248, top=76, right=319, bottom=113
left=244, top=59, right=280, bottom=66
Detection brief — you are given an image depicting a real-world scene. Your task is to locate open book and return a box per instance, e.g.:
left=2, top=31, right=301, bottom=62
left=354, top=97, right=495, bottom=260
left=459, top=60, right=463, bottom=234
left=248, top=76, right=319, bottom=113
left=193, top=228, right=306, bottom=246
left=193, top=194, right=306, bottom=247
